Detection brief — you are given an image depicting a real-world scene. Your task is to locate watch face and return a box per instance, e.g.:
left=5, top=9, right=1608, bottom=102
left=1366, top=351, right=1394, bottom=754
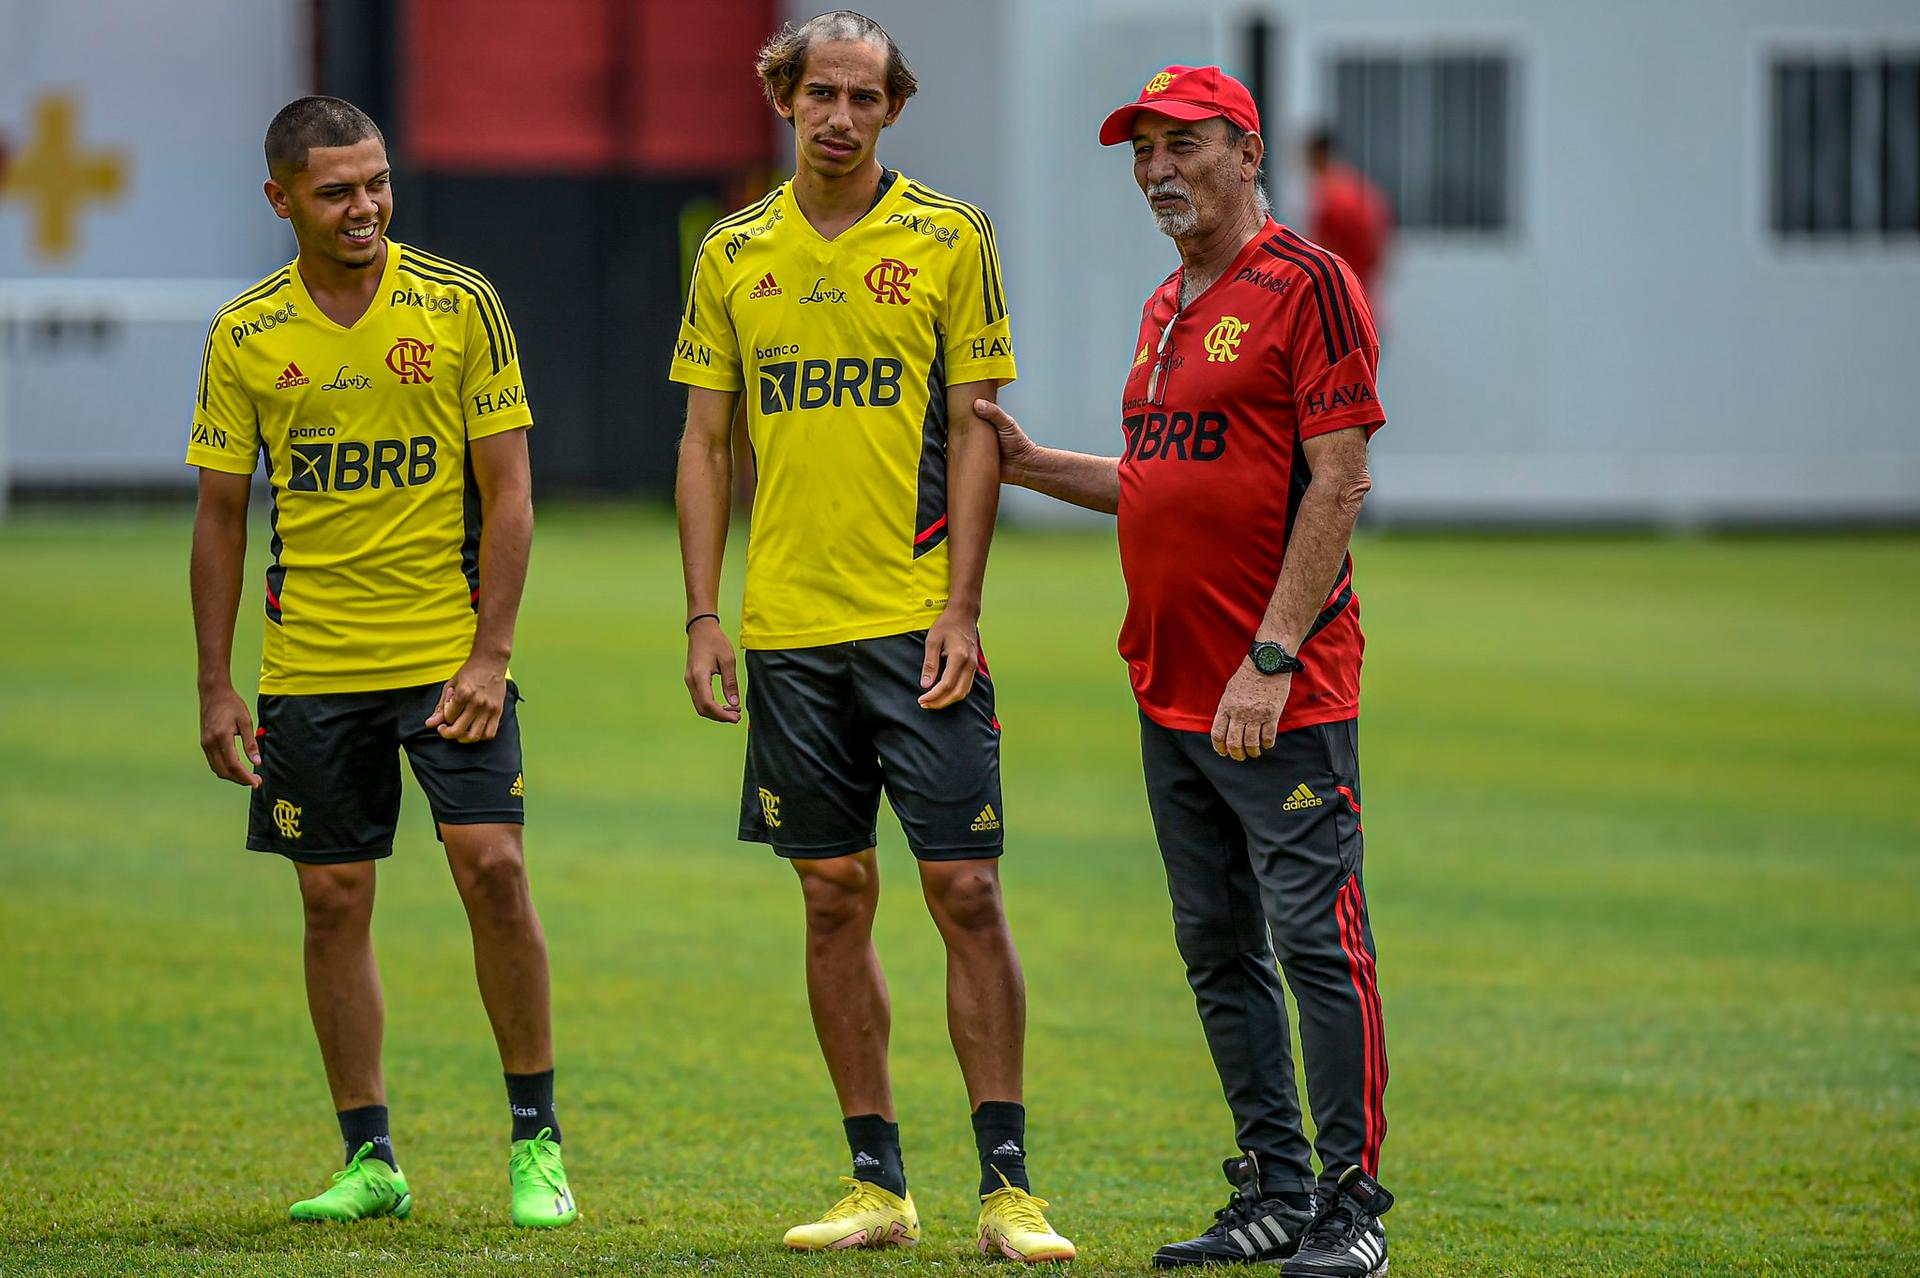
left=1251, top=644, right=1283, bottom=674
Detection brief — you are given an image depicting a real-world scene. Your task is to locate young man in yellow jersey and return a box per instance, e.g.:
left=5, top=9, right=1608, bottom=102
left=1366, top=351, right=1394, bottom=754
left=187, top=97, right=576, bottom=1228
left=670, top=11, right=1072, bottom=1263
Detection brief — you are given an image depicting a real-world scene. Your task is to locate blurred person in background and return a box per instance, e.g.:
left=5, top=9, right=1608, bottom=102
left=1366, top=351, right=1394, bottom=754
left=1304, top=127, right=1393, bottom=317
left=187, top=96, right=577, bottom=1229
left=976, top=66, right=1395, bottom=1277
left=670, top=9, right=1073, bottom=1263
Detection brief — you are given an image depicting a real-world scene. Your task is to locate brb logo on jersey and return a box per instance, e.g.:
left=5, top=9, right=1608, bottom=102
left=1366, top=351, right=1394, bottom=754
left=864, top=258, right=916, bottom=305
left=758, top=357, right=904, bottom=415
left=1123, top=410, right=1230, bottom=463
left=385, top=337, right=434, bottom=383
left=288, top=436, right=440, bottom=492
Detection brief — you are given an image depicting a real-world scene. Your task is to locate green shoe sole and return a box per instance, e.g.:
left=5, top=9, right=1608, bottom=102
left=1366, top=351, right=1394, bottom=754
left=288, top=1190, right=412, bottom=1223
left=512, top=1203, right=579, bottom=1229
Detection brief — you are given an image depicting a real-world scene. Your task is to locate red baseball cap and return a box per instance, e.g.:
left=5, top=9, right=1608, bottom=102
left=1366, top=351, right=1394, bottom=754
left=1099, top=65, right=1262, bottom=146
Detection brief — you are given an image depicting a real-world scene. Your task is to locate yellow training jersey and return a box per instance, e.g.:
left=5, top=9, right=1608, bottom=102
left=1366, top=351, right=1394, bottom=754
left=185, top=239, right=533, bottom=694
left=670, top=171, right=1016, bottom=649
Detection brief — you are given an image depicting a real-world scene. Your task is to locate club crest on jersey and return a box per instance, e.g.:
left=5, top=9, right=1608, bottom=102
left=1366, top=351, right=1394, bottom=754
left=385, top=336, right=434, bottom=384
left=864, top=257, right=916, bottom=305
left=1203, top=316, right=1249, bottom=363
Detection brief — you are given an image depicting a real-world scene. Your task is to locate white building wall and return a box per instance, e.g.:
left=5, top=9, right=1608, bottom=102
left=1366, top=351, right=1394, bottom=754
left=796, top=0, right=1920, bottom=522
left=0, top=0, right=307, bottom=486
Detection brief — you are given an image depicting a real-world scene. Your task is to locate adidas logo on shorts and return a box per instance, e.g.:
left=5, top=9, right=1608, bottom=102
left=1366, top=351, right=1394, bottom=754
left=971, top=803, right=1001, bottom=832
left=1283, top=783, right=1324, bottom=811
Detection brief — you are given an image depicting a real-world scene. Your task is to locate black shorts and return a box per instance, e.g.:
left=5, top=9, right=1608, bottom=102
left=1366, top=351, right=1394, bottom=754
left=738, top=631, right=1004, bottom=861
left=247, top=681, right=526, bottom=864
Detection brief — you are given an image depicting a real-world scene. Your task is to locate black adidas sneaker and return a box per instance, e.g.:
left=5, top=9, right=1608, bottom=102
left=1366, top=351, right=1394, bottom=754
left=1152, top=1153, right=1315, bottom=1268
left=1280, top=1165, right=1394, bottom=1277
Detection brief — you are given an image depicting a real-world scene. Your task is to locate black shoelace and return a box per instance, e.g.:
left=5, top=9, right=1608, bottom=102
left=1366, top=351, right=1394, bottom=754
left=1297, top=1200, right=1366, bottom=1254
left=1206, top=1188, right=1268, bottom=1236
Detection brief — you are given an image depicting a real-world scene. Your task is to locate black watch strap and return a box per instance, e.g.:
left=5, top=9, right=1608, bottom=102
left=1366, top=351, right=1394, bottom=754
left=1249, top=639, right=1305, bottom=676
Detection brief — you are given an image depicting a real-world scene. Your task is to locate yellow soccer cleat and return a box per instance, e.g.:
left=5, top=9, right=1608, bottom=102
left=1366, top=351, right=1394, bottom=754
left=978, top=1171, right=1077, bottom=1263
left=783, top=1176, right=921, bottom=1251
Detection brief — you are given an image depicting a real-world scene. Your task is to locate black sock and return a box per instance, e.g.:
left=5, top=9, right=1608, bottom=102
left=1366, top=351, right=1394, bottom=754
left=842, top=1113, right=906, bottom=1198
left=505, top=1069, right=561, bottom=1144
left=972, top=1100, right=1029, bottom=1195
left=338, top=1104, right=396, bottom=1169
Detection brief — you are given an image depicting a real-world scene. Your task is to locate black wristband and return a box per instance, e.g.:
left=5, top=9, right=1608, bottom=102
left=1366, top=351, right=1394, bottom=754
left=685, top=612, right=720, bottom=634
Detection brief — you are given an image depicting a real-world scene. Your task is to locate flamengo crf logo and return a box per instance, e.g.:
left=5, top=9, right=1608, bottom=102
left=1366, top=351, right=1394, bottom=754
left=759, top=357, right=905, bottom=414
left=864, top=257, right=916, bottom=304
left=385, top=336, right=433, bottom=383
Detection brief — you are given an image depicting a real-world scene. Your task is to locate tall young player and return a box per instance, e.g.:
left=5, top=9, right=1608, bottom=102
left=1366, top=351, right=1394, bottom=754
left=188, top=96, right=577, bottom=1227
left=671, top=11, right=1072, bottom=1263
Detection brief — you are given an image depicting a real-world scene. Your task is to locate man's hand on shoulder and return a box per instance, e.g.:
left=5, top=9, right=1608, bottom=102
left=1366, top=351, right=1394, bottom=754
left=685, top=616, right=741, bottom=723
left=919, top=607, right=981, bottom=710
left=199, top=682, right=261, bottom=787
left=1211, top=663, right=1289, bottom=761
left=428, top=655, right=510, bottom=742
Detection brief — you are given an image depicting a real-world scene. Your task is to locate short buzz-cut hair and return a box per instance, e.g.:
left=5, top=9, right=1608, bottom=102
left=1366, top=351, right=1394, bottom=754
left=264, top=96, right=385, bottom=180
left=755, top=10, right=918, bottom=113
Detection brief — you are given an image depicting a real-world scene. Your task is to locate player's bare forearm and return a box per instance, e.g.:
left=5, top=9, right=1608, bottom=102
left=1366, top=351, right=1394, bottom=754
left=1254, top=427, right=1372, bottom=651
left=468, top=429, right=534, bottom=666
left=676, top=388, right=738, bottom=618
left=971, top=398, right=1120, bottom=514
left=190, top=469, right=252, bottom=691
left=190, top=468, right=262, bottom=784
left=942, top=380, right=1003, bottom=620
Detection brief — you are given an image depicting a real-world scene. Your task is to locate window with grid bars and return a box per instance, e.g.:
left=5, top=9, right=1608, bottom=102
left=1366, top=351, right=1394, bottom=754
left=1771, top=52, right=1920, bottom=239
left=1327, top=50, right=1514, bottom=233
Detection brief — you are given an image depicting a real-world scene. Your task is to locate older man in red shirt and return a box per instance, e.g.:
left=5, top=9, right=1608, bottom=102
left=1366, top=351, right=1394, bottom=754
left=978, top=67, right=1395, bottom=1278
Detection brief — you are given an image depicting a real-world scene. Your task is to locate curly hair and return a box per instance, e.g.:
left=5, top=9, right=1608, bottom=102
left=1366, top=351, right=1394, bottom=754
left=755, top=10, right=918, bottom=112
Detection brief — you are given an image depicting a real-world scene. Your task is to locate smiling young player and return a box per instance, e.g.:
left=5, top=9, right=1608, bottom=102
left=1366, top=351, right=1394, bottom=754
left=187, top=96, right=576, bottom=1227
left=671, top=10, right=1072, bottom=1263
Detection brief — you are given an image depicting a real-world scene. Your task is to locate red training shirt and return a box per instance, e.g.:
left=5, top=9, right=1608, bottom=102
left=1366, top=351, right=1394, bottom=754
left=1116, top=219, right=1386, bottom=735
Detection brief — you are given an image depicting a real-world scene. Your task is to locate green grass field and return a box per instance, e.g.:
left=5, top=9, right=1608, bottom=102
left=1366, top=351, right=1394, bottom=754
left=1, top=507, right=1916, bottom=1276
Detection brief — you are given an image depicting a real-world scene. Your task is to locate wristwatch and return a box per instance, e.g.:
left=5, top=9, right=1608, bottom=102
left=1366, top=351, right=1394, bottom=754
left=1248, top=639, right=1304, bottom=676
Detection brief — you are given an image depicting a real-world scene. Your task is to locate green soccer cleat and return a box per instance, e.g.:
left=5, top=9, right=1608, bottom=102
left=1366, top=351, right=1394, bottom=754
left=509, top=1127, right=579, bottom=1228
left=289, top=1142, right=413, bottom=1222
